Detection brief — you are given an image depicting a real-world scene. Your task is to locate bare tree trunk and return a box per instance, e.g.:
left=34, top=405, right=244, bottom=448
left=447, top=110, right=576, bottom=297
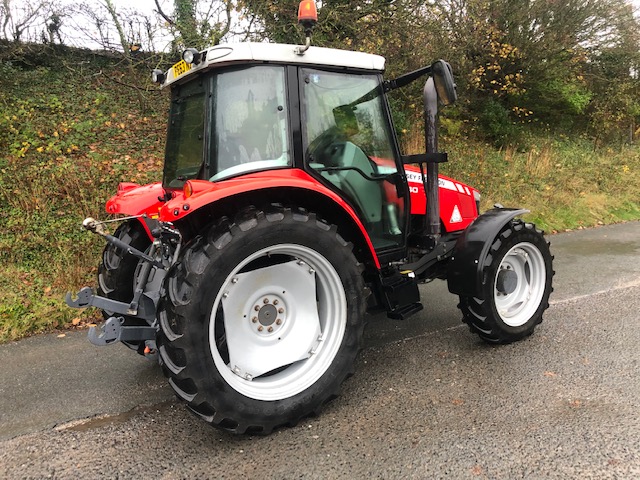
left=2, top=0, right=12, bottom=40
left=101, top=0, right=145, bottom=110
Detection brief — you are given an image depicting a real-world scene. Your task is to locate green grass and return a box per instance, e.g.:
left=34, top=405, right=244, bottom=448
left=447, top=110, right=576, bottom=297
left=0, top=60, right=165, bottom=341
left=1, top=59, right=639, bottom=342
left=439, top=137, right=640, bottom=233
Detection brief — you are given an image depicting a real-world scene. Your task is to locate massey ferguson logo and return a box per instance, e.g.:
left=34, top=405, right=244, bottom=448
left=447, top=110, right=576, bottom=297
left=405, top=171, right=468, bottom=195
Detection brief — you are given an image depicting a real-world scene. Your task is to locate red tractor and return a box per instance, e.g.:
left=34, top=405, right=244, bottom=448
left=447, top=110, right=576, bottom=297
left=67, top=3, right=553, bottom=434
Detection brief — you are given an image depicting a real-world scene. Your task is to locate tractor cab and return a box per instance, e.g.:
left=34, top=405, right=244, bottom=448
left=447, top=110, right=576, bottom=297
left=153, top=41, right=475, bottom=264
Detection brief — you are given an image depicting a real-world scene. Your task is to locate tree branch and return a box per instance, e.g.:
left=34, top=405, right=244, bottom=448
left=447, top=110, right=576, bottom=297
left=153, top=0, right=174, bottom=26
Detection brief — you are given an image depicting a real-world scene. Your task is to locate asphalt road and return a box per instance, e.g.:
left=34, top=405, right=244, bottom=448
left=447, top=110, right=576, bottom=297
left=1, top=222, right=639, bottom=479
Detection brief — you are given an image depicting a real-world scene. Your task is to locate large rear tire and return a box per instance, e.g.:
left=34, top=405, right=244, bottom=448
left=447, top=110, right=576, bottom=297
left=458, top=220, right=553, bottom=344
left=158, top=206, right=366, bottom=434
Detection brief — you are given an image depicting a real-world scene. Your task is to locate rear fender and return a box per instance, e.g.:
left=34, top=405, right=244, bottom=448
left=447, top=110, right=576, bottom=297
left=447, top=208, right=529, bottom=298
left=105, top=182, right=167, bottom=240
left=159, top=169, right=381, bottom=268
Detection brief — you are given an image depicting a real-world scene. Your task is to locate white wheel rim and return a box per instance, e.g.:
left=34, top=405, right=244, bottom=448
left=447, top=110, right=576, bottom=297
left=493, top=241, right=546, bottom=327
left=209, top=244, right=347, bottom=401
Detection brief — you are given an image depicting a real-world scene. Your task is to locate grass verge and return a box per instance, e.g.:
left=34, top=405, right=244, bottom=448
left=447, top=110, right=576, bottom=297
left=439, top=138, right=640, bottom=233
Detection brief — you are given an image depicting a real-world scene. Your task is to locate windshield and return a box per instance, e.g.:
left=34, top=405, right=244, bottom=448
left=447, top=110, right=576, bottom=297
left=163, top=65, right=291, bottom=188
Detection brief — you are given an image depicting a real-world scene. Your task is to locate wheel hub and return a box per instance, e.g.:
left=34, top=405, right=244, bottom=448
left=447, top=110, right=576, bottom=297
left=219, top=258, right=324, bottom=382
left=258, top=303, right=277, bottom=326
left=493, top=241, right=547, bottom=327
left=496, top=268, right=518, bottom=295
left=251, top=296, right=286, bottom=334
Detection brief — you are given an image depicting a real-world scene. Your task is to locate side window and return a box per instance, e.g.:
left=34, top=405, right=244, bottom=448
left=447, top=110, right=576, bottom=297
left=163, top=82, right=205, bottom=188
left=303, top=71, right=397, bottom=170
left=301, top=69, right=405, bottom=251
left=210, top=66, right=290, bottom=181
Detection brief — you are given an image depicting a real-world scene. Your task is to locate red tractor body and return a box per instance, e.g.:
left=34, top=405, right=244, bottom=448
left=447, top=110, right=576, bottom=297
left=105, top=164, right=479, bottom=267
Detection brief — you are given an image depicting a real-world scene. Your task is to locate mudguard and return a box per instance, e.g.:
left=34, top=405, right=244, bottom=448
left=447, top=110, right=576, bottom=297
left=159, top=169, right=381, bottom=268
left=447, top=208, right=529, bottom=298
left=105, top=182, right=166, bottom=217
left=105, top=182, right=167, bottom=239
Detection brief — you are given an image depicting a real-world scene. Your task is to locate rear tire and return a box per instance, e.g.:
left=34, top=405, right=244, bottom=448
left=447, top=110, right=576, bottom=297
left=458, top=220, right=553, bottom=344
left=158, top=206, right=366, bottom=434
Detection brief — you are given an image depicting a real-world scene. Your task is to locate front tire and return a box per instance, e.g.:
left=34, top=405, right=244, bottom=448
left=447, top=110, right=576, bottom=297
left=158, top=206, right=366, bottom=434
left=458, top=220, right=553, bottom=343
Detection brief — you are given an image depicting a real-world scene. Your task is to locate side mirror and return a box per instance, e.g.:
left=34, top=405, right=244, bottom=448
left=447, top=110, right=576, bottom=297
left=432, top=60, right=457, bottom=106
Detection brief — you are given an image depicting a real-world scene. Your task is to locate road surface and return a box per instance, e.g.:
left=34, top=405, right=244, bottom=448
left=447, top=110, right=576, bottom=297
left=1, top=222, right=639, bottom=478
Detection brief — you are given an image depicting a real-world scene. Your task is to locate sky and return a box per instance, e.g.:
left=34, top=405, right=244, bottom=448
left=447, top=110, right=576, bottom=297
left=5, top=0, right=640, bottom=51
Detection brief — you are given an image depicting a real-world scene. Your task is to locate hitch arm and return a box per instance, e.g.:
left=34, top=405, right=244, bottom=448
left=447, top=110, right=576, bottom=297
left=103, top=233, right=164, bottom=269
left=82, top=217, right=164, bottom=269
left=65, top=287, right=156, bottom=322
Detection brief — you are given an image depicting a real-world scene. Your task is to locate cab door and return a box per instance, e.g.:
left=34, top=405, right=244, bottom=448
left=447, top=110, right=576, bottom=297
left=299, top=68, right=409, bottom=258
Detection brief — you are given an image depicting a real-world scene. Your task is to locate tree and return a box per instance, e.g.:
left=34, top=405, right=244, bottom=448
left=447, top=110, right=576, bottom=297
left=420, top=0, right=640, bottom=143
left=45, top=12, right=62, bottom=43
left=154, top=0, right=234, bottom=50
left=1, top=0, right=49, bottom=42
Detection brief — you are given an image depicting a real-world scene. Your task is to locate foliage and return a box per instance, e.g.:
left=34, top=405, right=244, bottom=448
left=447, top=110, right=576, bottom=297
left=153, top=0, right=235, bottom=51
left=0, top=51, right=166, bottom=341
left=438, top=136, right=640, bottom=233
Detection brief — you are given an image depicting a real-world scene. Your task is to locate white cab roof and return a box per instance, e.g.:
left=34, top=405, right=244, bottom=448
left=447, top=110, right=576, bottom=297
left=164, top=42, right=386, bottom=86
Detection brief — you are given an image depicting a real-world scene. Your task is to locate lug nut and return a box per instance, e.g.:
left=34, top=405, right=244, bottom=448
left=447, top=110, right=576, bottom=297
left=268, top=326, right=273, bottom=333
left=254, top=305, right=260, bottom=311
left=263, top=298, right=269, bottom=304
left=276, top=319, right=282, bottom=325
left=252, top=317, right=258, bottom=323
left=258, top=326, right=264, bottom=332
left=273, top=299, right=279, bottom=305
left=278, top=308, right=284, bottom=314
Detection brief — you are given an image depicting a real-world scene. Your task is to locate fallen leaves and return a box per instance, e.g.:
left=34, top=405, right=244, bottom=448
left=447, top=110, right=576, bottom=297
left=471, top=465, right=484, bottom=476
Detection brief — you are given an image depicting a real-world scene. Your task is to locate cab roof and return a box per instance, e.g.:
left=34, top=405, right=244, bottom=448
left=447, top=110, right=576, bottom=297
left=163, top=42, right=386, bottom=87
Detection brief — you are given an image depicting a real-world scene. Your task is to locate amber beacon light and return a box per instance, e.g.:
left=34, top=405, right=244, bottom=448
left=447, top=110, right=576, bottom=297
left=298, top=0, right=318, bottom=28
left=296, top=0, right=317, bottom=55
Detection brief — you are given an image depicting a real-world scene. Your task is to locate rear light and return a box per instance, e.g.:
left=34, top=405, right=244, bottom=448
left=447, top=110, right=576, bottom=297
left=184, top=180, right=194, bottom=199
left=182, top=48, right=202, bottom=65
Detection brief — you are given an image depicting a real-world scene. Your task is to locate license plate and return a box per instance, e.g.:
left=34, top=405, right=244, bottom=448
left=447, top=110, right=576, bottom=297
left=172, top=60, right=191, bottom=78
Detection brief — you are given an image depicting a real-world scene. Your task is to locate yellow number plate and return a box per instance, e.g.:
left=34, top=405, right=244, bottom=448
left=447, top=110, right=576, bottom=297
left=172, top=60, right=192, bottom=78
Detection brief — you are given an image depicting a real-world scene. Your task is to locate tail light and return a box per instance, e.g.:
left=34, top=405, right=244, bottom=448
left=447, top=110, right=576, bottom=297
left=184, top=180, right=194, bottom=199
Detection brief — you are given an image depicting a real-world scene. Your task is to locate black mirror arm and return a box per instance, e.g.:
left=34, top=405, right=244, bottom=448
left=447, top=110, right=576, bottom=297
left=383, top=65, right=433, bottom=93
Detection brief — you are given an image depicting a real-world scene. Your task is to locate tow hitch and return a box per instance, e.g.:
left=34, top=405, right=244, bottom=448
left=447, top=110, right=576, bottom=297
left=65, top=216, right=180, bottom=348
